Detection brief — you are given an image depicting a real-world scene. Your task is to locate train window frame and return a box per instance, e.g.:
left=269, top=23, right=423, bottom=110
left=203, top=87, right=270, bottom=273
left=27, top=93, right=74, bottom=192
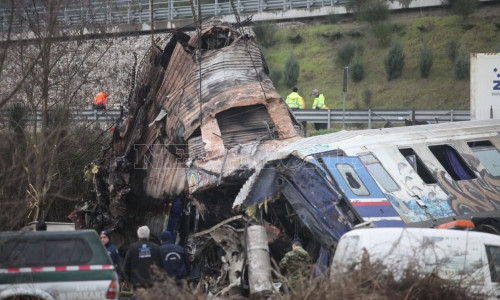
left=428, top=144, right=477, bottom=181
left=399, top=148, right=437, bottom=184
left=336, top=163, right=370, bottom=196
left=467, top=140, right=500, bottom=176
left=359, top=153, right=400, bottom=192
left=485, top=244, right=500, bottom=283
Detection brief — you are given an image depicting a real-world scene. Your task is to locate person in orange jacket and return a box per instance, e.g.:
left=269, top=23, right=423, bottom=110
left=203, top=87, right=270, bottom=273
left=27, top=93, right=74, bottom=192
left=93, top=92, right=107, bottom=110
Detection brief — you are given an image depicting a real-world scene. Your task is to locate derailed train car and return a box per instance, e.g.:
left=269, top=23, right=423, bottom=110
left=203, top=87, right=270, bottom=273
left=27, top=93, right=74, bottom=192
left=81, top=24, right=306, bottom=296
left=239, top=119, right=500, bottom=245
left=81, top=23, right=500, bottom=296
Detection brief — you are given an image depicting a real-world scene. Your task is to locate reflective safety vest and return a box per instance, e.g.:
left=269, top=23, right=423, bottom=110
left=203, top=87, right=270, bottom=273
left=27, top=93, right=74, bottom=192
left=286, top=92, right=303, bottom=109
left=94, top=92, right=107, bottom=106
left=300, top=97, right=306, bottom=109
left=312, top=94, right=326, bottom=109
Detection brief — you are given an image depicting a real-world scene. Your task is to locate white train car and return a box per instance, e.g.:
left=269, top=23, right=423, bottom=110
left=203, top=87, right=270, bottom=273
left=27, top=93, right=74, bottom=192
left=239, top=119, right=500, bottom=249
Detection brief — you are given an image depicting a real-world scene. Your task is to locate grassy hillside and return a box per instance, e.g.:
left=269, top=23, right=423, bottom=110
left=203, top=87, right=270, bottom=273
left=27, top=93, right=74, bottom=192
left=259, top=4, right=500, bottom=110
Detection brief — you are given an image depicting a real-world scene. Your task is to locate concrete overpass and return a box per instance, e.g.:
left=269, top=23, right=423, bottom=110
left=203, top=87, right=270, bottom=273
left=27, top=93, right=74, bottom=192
left=1, top=0, right=448, bottom=33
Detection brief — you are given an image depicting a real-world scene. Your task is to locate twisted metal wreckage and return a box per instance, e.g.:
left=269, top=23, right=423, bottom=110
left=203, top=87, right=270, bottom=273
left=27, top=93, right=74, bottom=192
left=79, top=24, right=307, bottom=296
left=77, top=23, right=500, bottom=297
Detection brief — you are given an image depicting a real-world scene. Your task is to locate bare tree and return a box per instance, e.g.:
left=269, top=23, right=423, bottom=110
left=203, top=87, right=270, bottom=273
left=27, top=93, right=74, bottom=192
left=0, top=0, right=120, bottom=229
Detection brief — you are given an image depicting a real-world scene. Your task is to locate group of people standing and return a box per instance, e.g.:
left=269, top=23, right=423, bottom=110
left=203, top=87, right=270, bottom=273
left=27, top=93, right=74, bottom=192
left=285, top=87, right=328, bottom=130
left=99, top=225, right=199, bottom=296
left=100, top=226, right=315, bottom=296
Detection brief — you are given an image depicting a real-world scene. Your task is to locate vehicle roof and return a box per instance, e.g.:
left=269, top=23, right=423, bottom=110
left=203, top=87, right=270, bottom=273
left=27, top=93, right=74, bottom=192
left=0, top=229, right=98, bottom=239
left=343, top=227, right=500, bottom=242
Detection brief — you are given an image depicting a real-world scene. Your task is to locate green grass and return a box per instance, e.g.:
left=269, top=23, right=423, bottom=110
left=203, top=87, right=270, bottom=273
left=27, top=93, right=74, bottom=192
left=259, top=6, right=500, bottom=110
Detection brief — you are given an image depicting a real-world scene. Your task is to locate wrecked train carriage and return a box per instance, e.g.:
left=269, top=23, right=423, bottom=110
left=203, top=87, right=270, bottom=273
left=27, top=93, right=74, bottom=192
left=94, top=25, right=304, bottom=239
left=237, top=119, right=500, bottom=256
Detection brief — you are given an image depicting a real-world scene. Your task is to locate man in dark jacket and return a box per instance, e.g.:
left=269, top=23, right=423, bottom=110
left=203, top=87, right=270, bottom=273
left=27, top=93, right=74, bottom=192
left=100, top=230, right=124, bottom=281
left=122, top=225, right=163, bottom=288
left=159, top=231, right=189, bottom=281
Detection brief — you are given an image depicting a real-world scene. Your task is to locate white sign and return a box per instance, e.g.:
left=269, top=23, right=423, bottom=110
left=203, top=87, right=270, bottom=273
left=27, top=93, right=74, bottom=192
left=470, top=53, right=500, bottom=120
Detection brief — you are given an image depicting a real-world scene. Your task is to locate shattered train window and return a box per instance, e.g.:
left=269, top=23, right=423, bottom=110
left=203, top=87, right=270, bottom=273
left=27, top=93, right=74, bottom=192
left=467, top=140, right=500, bottom=176
left=429, top=144, right=476, bottom=181
left=216, top=105, right=275, bottom=148
left=399, top=148, right=437, bottom=184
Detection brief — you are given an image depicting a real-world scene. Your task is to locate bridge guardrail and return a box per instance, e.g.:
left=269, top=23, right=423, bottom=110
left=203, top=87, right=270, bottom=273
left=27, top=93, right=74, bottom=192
left=0, top=0, right=365, bottom=32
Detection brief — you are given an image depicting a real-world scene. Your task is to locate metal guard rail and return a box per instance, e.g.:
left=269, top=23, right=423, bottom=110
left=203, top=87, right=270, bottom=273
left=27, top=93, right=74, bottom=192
left=0, top=109, right=470, bottom=128
left=1, top=0, right=347, bottom=31
left=292, top=109, right=470, bottom=125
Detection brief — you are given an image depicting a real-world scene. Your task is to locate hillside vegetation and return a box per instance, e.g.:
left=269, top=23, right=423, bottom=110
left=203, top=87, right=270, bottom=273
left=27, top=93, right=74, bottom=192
left=258, top=4, right=500, bottom=110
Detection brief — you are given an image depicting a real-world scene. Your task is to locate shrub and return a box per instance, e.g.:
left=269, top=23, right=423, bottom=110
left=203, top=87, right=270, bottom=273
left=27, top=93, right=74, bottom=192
left=419, top=45, right=433, bottom=78
left=8, top=103, right=27, bottom=133
left=454, top=50, right=470, bottom=80
left=47, top=105, right=70, bottom=130
left=384, top=42, right=405, bottom=81
left=343, top=0, right=366, bottom=16
left=453, top=0, right=479, bottom=22
left=284, top=52, right=300, bottom=88
left=288, top=34, right=303, bottom=44
left=270, top=69, right=282, bottom=85
left=337, top=44, right=364, bottom=67
left=372, top=22, right=392, bottom=47
left=321, top=32, right=342, bottom=41
left=447, top=40, right=458, bottom=62
left=252, top=22, right=278, bottom=47
left=361, top=0, right=390, bottom=23
left=350, top=53, right=365, bottom=82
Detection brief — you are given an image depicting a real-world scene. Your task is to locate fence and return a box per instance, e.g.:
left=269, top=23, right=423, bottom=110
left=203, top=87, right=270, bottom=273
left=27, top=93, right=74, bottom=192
left=1, top=0, right=344, bottom=32
left=0, top=108, right=470, bottom=128
left=2, top=0, right=457, bottom=32
left=293, top=109, right=470, bottom=129
left=0, top=109, right=123, bottom=126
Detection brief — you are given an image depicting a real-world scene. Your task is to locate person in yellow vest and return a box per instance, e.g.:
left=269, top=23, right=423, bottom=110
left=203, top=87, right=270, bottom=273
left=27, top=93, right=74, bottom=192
left=285, top=87, right=304, bottom=109
left=93, top=91, right=107, bottom=110
left=312, top=89, right=327, bottom=130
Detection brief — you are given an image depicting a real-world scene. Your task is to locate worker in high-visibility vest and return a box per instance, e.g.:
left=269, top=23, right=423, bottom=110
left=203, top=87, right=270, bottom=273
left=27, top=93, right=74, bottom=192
left=285, top=87, right=304, bottom=109
left=312, top=89, right=328, bottom=130
left=93, top=92, right=107, bottom=110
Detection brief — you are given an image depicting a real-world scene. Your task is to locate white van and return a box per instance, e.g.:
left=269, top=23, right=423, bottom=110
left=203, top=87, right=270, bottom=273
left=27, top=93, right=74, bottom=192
left=331, top=227, right=500, bottom=300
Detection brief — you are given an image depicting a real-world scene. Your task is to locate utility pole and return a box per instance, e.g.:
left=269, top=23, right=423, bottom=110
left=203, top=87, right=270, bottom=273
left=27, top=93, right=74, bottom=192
left=342, top=67, right=348, bottom=130
left=150, top=0, right=154, bottom=48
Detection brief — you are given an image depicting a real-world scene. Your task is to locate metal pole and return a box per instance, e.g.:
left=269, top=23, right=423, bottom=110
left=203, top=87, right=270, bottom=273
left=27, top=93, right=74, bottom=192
left=342, top=92, right=346, bottom=130
left=327, top=109, right=331, bottom=129
left=150, top=0, right=154, bottom=48
left=342, top=67, right=348, bottom=130
left=368, top=108, right=371, bottom=129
